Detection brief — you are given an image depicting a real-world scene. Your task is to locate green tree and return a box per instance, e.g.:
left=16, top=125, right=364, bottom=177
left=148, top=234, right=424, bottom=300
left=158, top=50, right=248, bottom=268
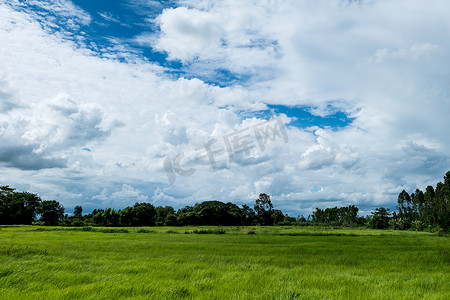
left=254, top=193, right=274, bottom=225
left=241, top=204, right=256, bottom=225
left=177, top=211, right=200, bottom=226
left=368, top=207, right=391, bottom=229
left=119, top=206, right=134, bottom=226
left=397, top=190, right=411, bottom=220
left=225, top=202, right=244, bottom=226
left=74, top=205, right=83, bottom=218
left=164, top=214, right=178, bottom=226
left=423, top=185, right=435, bottom=225
left=192, top=201, right=242, bottom=226
left=155, top=206, right=175, bottom=225
left=434, top=181, right=450, bottom=230
left=412, top=189, right=425, bottom=220
left=132, top=203, right=156, bottom=226
left=104, top=208, right=120, bottom=226
left=38, top=200, right=65, bottom=225
left=272, top=209, right=285, bottom=225
left=0, top=187, right=41, bottom=225
left=92, top=210, right=105, bottom=225
left=444, top=171, right=450, bottom=186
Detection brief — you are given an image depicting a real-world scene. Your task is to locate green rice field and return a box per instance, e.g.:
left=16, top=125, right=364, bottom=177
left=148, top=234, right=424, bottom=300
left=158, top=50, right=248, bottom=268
left=0, top=226, right=449, bottom=299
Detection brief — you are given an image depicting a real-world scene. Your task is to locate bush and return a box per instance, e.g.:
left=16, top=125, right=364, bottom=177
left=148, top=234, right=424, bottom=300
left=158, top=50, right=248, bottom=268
left=427, top=225, right=443, bottom=233
left=411, top=220, right=424, bottom=231
left=368, top=215, right=389, bottom=229
left=389, top=218, right=411, bottom=230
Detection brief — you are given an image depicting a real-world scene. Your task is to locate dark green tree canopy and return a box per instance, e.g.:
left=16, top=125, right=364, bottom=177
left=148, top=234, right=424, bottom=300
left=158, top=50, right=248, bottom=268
left=0, top=186, right=42, bottom=225
left=38, top=200, right=65, bottom=226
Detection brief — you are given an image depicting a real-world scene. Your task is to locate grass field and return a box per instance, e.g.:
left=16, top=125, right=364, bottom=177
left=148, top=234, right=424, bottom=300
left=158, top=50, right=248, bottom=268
left=0, top=226, right=449, bottom=299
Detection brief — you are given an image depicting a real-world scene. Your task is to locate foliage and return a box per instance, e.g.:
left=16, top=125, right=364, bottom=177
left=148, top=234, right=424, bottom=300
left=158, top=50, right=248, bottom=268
left=38, top=200, right=65, bottom=226
left=368, top=207, right=391, bottom=229
left=395, top=171, right=450, bottom=231
left=0, top=186, right=41, bottom=225
left=311, top=205, right=359, bottom=226
left=73, top=205, right=82, bottom=218
left=254, top=193, right=274, bottom=225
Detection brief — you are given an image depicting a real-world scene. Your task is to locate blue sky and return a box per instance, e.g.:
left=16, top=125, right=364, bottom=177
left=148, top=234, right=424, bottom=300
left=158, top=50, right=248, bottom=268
left=1, top=0, right=450, bottom=216
left=71, top=0, right=180, bottom=66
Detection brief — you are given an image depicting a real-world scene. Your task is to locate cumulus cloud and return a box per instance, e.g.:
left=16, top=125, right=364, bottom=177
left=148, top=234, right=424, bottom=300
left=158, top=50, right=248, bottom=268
left=299, top=128, right=360, bottom=170
left=93, top=184, right=149, bottom=207
left=0, top=92, right=111, bottom=170
left=0, top=80, right=22, bottom=112
left=154, top=7, right=222, bottom=61
left=148, top=1, right=281, bottom=79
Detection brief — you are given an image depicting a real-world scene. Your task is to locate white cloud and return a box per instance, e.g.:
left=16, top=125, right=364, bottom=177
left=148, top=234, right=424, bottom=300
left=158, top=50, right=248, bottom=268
left=5, top=0, right=91, bottom=32
left=154, top=7, right=222, bottom=61
left=148, top=2, right=281, bottom=78
left=93, top=184, right=149, bottom=207
left=370, top=43, right=441, bottom=63
left=98, top=12, right=120, bottom=24
left=298, top=128, right=360, bottom=170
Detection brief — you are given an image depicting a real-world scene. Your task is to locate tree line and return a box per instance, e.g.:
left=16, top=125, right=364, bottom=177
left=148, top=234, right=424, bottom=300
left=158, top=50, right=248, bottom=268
left=0, top=186, right=64, bottom=226
left=368, top=171, right=450, bottom=231
left=309, top=171, right=449, bottom=231
left=1, top=171, right=449, bottom=231
left=0, top=191, right=294, bottom=227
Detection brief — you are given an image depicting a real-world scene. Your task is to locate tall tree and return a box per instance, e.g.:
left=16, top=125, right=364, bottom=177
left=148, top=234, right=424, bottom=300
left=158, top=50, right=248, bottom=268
left=74, top=205, right=83, bottom=218
left=241, top=204, right=256, bottom=225
left=397, top=190, right=411, bottom=219
left=412, top=189, right=425, bottom=220
left=423, top=185, right=435, bottom=225
left=254, top=193, right=274, bottom=225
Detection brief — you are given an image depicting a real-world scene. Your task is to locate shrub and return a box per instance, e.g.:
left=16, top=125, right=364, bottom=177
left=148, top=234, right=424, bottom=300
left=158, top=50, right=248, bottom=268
left=411, top=220, right=424, bottom=231
left=389, top=218, right=411, bottom=230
